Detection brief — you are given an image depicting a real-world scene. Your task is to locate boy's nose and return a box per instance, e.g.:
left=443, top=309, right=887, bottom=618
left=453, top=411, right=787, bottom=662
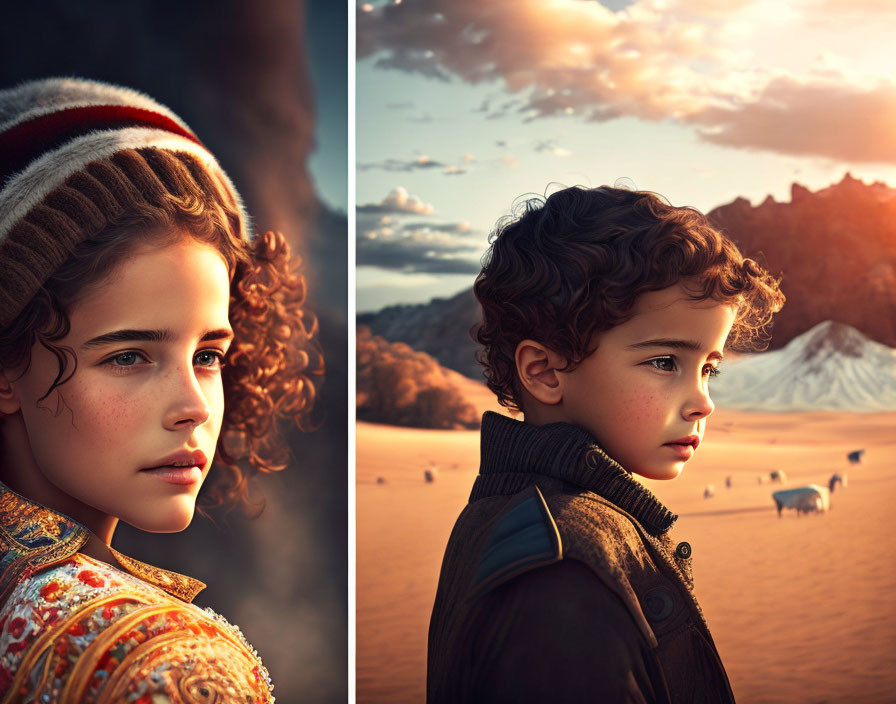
left=163, top=368, right=211, bottom=430
left=682, top=384, right=714, bottom=421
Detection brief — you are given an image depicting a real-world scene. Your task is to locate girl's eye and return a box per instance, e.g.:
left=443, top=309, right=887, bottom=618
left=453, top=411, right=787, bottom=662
left=194, top=350, right=225, bottom=369
left=102, top=351, right=147, bottom=368
left=648, top=357, right=677, bottom=372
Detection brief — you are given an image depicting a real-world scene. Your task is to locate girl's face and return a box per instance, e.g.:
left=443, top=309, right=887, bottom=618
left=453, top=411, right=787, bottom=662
left=4, top=236, right=232, bottom=532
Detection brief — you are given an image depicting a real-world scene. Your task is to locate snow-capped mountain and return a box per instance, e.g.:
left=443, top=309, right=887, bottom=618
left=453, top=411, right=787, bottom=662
left=711, top=321, right=896, bottom=412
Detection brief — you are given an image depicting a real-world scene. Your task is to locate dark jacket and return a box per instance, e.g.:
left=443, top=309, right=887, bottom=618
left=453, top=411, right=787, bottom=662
left=427, top=412, right=735, bottom=703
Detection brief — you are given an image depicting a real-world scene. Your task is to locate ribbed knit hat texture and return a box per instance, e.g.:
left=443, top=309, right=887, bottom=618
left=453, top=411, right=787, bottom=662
left=0, top=77, right=251, bottom=327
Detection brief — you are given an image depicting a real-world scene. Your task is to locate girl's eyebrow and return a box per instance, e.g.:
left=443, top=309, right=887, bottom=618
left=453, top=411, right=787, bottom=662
left=628, top=338, right=724, bottom=360
left=81, top=328, right=233, bottom=349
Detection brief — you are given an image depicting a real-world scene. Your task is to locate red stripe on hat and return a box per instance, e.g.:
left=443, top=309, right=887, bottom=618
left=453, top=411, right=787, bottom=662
left=0, top=104, right=205, bottom=186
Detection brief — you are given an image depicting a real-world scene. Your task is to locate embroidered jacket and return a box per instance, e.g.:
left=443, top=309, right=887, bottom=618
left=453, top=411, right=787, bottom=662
left=427, top=412, right=735, bottom=703
left=0, top=483, right=274, bottom=703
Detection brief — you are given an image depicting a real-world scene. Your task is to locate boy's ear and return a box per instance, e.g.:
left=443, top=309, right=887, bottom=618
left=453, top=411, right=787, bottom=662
left=0, top=369, right=21, bottom=415
left=515, top=340, right=566, bottom=406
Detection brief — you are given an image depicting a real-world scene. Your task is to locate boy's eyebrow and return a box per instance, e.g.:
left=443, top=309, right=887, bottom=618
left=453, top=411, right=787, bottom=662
left=81, top=328, right=234, bottom=349
left=628, top=338, right=724, bottom=359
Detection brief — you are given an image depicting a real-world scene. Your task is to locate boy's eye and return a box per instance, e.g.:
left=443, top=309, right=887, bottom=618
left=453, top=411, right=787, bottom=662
left=194, top=350, right=225, bottom=369
left=647, top=357, right=677, bottom=372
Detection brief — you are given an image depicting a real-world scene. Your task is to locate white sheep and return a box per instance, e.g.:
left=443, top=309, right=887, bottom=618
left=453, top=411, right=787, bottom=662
left=769, top=469, right=787, bottom=483
left=772, top=485, right=830, bottom=517
left=703, top=484, right=715, bottom=499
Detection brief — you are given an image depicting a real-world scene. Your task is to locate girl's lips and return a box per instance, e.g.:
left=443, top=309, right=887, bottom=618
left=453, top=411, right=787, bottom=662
left=140, top=466, right=202, bottom=485
left=146, top=448, right=208, bottom=471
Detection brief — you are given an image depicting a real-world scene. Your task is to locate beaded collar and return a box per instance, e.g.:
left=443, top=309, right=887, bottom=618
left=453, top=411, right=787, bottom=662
left=0, top=481, right=205, bottom=603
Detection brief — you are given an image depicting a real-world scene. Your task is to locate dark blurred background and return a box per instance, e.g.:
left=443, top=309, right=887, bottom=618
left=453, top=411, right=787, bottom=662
left=0, top=1, right=347, bottom=700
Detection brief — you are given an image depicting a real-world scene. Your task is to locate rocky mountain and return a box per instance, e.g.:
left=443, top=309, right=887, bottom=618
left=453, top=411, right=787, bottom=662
left=357, top=288, right=483, bottom=380
left=707, top=173, right=896, bottom=350
left=360, top=175, right=896, bottom=382
left=710, top=321, right=896, bottom=412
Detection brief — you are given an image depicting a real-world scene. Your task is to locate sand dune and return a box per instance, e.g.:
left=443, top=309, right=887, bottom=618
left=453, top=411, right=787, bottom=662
left=357, top=387, right=896, bottom=703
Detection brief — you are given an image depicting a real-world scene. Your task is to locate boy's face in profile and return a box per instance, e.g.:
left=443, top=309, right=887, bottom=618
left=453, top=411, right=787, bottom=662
left=558, top=281, right=736, bottom=480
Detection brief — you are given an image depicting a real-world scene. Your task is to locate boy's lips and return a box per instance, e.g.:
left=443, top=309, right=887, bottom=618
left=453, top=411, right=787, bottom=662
left=663, top=436, right=700, bottom=461
left=664, top=435, right=700, bottom=450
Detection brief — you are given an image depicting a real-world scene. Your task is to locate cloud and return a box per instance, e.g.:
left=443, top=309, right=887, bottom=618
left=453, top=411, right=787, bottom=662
left=400, top=221, right=471, bottom=233
left=357, top=224, right=482, bottom=274
left=358, top=0, right=896, bottom=163
left=357, top=189, right=481, bottom=274
left=692, top=77, right=896, bottom=163
left=358, top=155, right=446, bottom=173
left=357, top=186, right=435, bottom=215
left=360, top=154, right=473, bottom=175
left=534, top=140, right=572, bottom=157
left=358, top=0, right=744, bottom=122
left=810, top=0, right=896, bottom=11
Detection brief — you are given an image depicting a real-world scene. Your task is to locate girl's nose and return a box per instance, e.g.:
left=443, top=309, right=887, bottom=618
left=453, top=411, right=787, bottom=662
left=162, top=367, right=211, bottom=430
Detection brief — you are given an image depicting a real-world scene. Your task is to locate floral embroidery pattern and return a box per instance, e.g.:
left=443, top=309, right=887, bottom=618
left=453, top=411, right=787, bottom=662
left=0, top=486, right=274, bottom=703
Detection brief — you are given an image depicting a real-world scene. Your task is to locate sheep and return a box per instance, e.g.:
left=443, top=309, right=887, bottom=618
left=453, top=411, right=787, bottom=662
left=703, top=484, right=715, bottom=499
left=828, top=473, right=847, bottom=493
left=847, top=449, right=865, bottom=465
left=769, top=469, right=786, bottom=483
left=772, top=485, right=830, bottom=517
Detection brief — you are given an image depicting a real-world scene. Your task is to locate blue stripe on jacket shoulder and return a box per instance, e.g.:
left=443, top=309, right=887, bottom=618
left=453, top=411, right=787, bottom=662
left=469, top=485, right=562, bottom=599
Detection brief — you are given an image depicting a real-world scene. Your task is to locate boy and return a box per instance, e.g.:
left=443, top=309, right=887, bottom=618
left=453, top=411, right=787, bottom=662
left=427, top=185, right=784, bottom=703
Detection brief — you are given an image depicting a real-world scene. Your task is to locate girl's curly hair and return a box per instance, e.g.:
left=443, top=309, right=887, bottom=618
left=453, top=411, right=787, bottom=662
left=474, top=185, right=785, bottom=411
left=0, top=183, right=323, bottom=515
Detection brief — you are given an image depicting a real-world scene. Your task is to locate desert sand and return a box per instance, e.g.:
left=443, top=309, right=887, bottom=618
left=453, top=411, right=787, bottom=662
left=357, top=378, right=896, bottom=703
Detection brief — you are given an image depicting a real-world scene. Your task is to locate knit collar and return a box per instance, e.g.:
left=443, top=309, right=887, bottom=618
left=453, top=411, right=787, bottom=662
left=472, top=411, right=678, bottom=535
left=0, top=481, right=205, bottom=603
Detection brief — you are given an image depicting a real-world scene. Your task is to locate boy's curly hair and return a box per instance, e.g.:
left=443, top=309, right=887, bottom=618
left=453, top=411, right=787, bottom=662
left=0, top=185, right=324, bottom=515
left=474, top=185, right=784, bottom=411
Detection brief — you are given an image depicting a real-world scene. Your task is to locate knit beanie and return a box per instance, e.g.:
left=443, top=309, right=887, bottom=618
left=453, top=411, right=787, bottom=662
left=0, top=77, right=251, bottom=327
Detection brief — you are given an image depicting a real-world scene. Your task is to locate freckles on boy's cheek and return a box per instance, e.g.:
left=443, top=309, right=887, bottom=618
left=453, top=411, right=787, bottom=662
left=619, top=393, right=661, bottom=423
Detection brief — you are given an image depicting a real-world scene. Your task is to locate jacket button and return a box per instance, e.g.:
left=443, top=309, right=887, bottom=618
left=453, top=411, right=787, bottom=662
left=642, top=587, right=675, bottom=622
left=675, top=541, right=692, bottom=559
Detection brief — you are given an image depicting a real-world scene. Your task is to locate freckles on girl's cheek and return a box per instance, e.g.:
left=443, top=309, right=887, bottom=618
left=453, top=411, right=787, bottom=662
left=80, top=392, right=141, bottom=427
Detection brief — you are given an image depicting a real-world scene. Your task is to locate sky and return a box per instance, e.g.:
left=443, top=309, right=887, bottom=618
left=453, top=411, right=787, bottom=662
left=356, top=0, right=896, bottom=312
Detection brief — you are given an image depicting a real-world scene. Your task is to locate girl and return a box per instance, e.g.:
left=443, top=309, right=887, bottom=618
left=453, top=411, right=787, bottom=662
left=0, top=78, right=322, bottom=701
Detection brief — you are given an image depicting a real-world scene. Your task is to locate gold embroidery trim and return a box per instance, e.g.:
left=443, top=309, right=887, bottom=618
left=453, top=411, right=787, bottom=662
left=108, top=546, right=206, bottom=603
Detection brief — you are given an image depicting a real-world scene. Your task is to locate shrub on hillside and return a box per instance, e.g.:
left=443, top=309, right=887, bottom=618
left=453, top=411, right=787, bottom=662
left=357, top=326, right=479, bottom=429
